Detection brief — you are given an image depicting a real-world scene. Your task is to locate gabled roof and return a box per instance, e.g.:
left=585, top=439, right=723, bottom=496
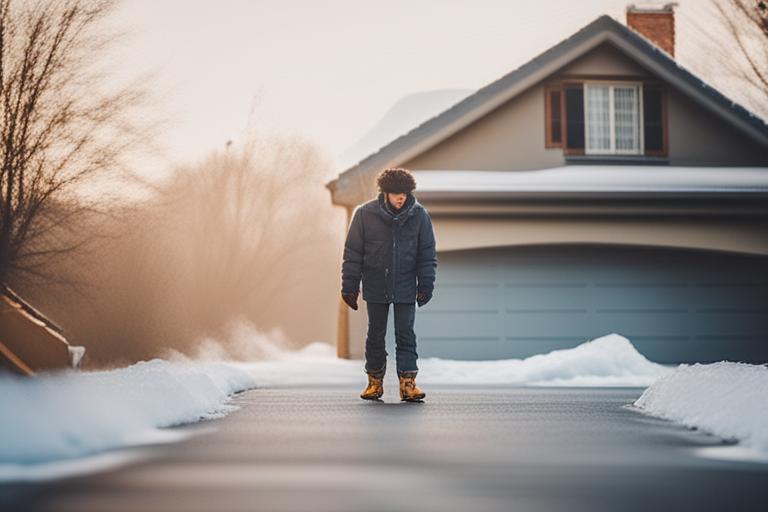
left=326, top=14, right=768, bottom=204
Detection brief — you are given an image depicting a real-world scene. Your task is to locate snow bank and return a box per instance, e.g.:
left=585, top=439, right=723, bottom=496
left=634, top=362, right=768, bottom=459
left=0, top=330, right=670, bottom=481
left=418, top=333, right=669, bottom=387
left=230, top=333, right=670, bottom=388
left=175, top=321, right=668, bottom=387
left=0, top=359, right=256, bottom=480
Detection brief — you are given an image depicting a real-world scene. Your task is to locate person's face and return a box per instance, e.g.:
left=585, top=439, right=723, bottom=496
left=386, top=192, right=407, bottom=209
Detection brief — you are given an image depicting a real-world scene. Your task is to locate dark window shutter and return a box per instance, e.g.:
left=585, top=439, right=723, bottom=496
left=643, top=85, right=664, bottom=153
left=550, top=90, right=562, bottom=144
left=564, top=84, right=584, bottom=150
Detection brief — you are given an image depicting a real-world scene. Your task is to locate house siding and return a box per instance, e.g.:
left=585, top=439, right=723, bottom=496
left=667, top=86, right=768, bottom=165
left=402, top=82, right=564, bottom=172
left=403, top=42, right=768, bottom=171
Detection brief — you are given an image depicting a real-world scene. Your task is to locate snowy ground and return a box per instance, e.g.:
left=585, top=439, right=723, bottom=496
left=1, top=330, right=766, bottom=482
left=633, top=361, right=768, bottom=463
left=0, top=359, right=258, bottom=481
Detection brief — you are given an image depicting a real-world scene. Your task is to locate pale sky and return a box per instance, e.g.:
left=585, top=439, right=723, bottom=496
left=107, top=0, right=756, bottom=180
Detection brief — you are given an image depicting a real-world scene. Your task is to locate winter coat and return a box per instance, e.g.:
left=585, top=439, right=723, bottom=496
left=341, top=192, right=437, bottom=304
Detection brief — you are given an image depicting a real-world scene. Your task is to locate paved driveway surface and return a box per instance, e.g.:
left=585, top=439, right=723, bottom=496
left=3, top=385, right=767, bottom=511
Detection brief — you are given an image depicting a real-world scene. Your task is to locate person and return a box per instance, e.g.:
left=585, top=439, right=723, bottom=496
left=340, top=167, right=437, bottom=402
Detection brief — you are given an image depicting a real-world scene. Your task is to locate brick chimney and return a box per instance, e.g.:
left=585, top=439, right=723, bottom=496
left=626, top=2, right=678, bottom=58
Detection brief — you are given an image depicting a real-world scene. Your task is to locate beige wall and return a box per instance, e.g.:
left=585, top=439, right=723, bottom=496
left=432, top=216, right=768, bottom=256
left=667, top=87, right=768, bottom=165
left=402, top=77, right=563, bottom=171
left=402, top=42, right=768, bottom=171
left=556, top=40, right=651, bottom=77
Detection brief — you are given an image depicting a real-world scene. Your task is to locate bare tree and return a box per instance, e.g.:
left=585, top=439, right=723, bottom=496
left=20, top=132, right=343, bottom=365
left=151, top=135, right=337, bottom=335
left=0, top=0, right=148, bottom=286
left=709, top=0, right=768, bottom=103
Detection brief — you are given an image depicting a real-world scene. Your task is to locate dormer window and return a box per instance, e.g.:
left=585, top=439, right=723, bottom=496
left=550, top=80, right=667, bottom=157
left=585, top=82, right=642, bottom=155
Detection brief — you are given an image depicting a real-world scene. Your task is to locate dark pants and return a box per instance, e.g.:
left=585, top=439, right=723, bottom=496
left=364, top=301, right=419, bottom=378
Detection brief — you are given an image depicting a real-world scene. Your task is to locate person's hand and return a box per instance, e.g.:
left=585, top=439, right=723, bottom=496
left=416, top=291, right=431, bottom=307
left=341, top=290, right=359, bottom=310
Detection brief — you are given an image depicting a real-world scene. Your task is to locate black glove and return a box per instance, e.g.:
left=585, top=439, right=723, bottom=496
left=341, top=290, right=359, bottom=310
left=416, top=291, right=431, bottom=307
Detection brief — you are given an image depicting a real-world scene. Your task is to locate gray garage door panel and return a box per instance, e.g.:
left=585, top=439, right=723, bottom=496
left=413, top=244, right=768, bottom=364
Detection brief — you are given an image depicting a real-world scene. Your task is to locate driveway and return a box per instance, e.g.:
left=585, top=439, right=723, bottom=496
left=3, top=385, right=767, bottom=511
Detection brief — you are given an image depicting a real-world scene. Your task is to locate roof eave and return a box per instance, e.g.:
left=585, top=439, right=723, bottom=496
left=417, top=190, right=768, bottom=200
left=417, top=191, right=768, bottom=218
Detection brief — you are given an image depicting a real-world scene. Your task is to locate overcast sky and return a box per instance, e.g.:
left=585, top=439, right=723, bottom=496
left=108, top=0, right=756, bottom=179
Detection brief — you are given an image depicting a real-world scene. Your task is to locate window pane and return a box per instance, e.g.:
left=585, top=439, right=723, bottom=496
left=586, top=85, right=610, bottom=151
left=614, top=86, right=639, bottom=152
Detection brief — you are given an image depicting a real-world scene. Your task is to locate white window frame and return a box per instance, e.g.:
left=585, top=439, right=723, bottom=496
left=583, top=81, right=644, bottom=155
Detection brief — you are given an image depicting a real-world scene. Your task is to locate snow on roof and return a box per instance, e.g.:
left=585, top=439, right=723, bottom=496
left=337, top=89, right=474, bottom=171
left=411, top=166, right=768, bottom=196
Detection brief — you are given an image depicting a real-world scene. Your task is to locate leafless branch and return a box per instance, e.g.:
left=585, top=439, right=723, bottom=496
left=709, top=0, right=768, bottom=101
left=0, top=0, right=151, bottom=286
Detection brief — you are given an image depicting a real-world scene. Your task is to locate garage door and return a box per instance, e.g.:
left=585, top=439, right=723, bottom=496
left=412, top=244, right=768, bottom=364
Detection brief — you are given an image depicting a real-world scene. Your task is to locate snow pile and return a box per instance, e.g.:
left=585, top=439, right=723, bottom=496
left=164, top=320, right=366, bottom=386
left=417, top=333, right=669, bottom=387
left=230, top=333, right=670, bottom=388
left=171, top=321, right=668, bottom=388
left=227, top=340, right=364, bottom=386
left=634, top=362, right=768, bottom=457
left=0, top=359, right=256, bottom=479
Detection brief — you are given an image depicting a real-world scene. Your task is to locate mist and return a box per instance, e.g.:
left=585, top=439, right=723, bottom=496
left=11, top=134, right=345, bottom=368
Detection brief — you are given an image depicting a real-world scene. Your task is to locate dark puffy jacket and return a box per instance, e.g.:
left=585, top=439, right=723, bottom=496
left=341, top=192, right=437, bottom=304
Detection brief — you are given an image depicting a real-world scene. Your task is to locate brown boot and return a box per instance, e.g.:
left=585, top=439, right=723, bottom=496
left=360, top=374, right=384, bottom=400
left=398, top=373, right=426, bottom=402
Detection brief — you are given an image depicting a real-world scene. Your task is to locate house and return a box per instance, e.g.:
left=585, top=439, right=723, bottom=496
left=0, top=284, right=86, bottom=376
left=325, top=4, right=768, bottom=364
